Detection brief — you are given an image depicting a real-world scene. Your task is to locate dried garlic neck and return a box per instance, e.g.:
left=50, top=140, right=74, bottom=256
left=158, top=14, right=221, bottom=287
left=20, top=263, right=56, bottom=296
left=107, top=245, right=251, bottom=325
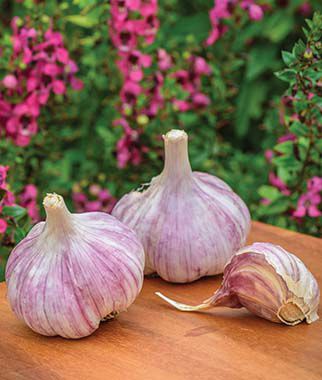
left=43, top=193, right=75, bottom=235
left=161, top=129, right=192, bottom=180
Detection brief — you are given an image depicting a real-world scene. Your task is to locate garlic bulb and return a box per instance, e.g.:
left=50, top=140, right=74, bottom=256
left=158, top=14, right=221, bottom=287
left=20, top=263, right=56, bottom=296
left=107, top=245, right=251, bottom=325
left=6, top=193, right=144, bottom=339
left=157, top=242, right=320, bottom=326
left=112, top=129, right=250, bottom=283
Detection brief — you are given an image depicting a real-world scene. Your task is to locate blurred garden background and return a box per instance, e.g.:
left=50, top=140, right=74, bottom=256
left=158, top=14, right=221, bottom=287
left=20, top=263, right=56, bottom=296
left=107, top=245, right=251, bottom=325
left=0, top=0, right=321, bottom=280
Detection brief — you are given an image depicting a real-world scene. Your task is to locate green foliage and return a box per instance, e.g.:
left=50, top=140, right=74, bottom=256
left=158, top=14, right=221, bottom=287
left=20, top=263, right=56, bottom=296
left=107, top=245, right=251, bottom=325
left=256, top=12, right=322, bottom=235
left=0, top=1, right=321, bottom=281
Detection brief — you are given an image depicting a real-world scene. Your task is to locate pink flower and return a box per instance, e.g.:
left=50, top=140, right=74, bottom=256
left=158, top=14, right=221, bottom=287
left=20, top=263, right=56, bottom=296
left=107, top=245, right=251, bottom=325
left=248, top=4, right=263, bottom=21
left=145, top=72, right=164, bottom=117
left=2, top=74, right=18, bottom=89
left=43, top=63, right=60, bottom=77
left=110, top=20, right=138, bottom=52
left=0, top=218, right=7, bottom=234
left=157, top=49, right=172, bottom=71
left=73, top=186, right=116, bottom=213
left=116, top=130, right=140, bottom=168
left=192, top=93, right=210, bottom=108
left=21, top=184, right=37, bottom=199
left=19, top=184, right=40, bottom=222
left=264, top=149, right=274, bottom=163
left=89, top=184, right=101, bottom=196
left=293, top=195, right=321, bottom=218
left=173, top=99, right=191, bottom=112
left=98, top=189, right=112, bottom=201
left=206, top=0, right=264, bottom=45
left=277, top=133, right=296, bottom=144
left=205, top=0, right=231, bottom=46
left=85, top=200, right=102, bottom=212
left=0, top=165, right=9, bottom=190
left=110, top=0, right=130, bottom=22
left=56, top=48, right=70, bottom=64
left=2, top=19, right=83, bottom=146
left=298, top=2, right=312, bottom=16
left=120, top=81, right=142, bottom=105
left=70, top=77, right=84, bottom=91
left=308, top=177, right=322, bottom=193
left=0, top=166, right=15, bottom=212
left=52, top=80, right=66, bottom=95
left=6, top=94, right=40, bottom=146
left=269, top=172, right=291, bottom=196
left=293, top=177, right=322, bottom=218
left=138, top=13, right=159, bottom=44
left=138, top=0, right=158, bottom=17
left=73, top=192, right=87, bottom=205
left=193, top=57, right=211, bottom=76
left=110, top=0, right=158, bottom=167
left=172, top=70, right=195, bottom=93
left=117, top=51, right=152, bottom=82
left=210, top=0, right=231, bottom=20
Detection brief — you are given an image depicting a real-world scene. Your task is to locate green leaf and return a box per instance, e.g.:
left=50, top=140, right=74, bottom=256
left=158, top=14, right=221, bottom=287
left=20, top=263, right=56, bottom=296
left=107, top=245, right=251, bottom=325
left=258, top=185, right=281, bottom=201
left=281, top=51, right=296, bottom=67
left=246, top=46, right=279, bottom=81
left=289, top=121, right=308, bottom=136
left=65, top=15, right=98, bottom=28
left=235, top=80, right=267, bottom=137
left=263, top=12, right=294, bottom=42
left=178, top=112, right=199, bottom=127
left=260, top=198, right=290, bottom=216
left=2, top=206, right=27, bottom=221
left=14, top=228, right=26, bottom=243
left=277, top=167, right=293, bottom=183
left=275, top=69, right=296, bottom=83
left=274, top=140, right=294, bottom=154
left=272, top=155, right=301, bottom=170
left=163, top=13, right=210, bottom=43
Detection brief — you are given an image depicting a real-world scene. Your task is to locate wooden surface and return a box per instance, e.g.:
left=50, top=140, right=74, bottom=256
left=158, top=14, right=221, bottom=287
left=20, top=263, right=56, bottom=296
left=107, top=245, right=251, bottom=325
left=0, top=221, right=321, bottom=380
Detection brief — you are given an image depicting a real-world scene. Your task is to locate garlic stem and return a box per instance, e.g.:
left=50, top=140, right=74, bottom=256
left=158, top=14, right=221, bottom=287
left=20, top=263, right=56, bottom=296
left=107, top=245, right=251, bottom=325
left=155, top=292, right=212, bottom=311
left=161, top=129, right=192, bottom=180
left=43, top=193, right=75, bottom=235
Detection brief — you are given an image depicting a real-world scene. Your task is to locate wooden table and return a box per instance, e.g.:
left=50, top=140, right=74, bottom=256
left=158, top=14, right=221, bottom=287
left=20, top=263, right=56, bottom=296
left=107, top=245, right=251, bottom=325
left=0, top=221, right=321, bottom=380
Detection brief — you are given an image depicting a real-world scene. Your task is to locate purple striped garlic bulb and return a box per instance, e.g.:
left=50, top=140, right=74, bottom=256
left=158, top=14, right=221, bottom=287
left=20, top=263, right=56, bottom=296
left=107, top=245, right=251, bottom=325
left=112, top=129, right=250, bottom=283
left=157, top=242, right=320, bottom=326
left=6, top=193, right=144, bottom=339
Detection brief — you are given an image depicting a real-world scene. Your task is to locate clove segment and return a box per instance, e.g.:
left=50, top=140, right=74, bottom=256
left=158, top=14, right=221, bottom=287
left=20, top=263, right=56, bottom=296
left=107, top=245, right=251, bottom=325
left=6, top=193, right=145, bottom=339
left=112, top=129, right=250, bottom=283
left=156, top=242, right=320, bottom=326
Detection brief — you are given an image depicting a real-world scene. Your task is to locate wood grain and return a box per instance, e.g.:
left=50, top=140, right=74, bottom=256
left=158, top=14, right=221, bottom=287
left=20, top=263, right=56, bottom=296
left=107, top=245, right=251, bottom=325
left=0, top=221, right=321, bottom=380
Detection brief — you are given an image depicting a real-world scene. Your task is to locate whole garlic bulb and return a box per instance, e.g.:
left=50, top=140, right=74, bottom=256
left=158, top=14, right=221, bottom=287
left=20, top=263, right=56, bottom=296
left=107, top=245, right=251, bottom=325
left=157, top=242, right=320, bottom=326
left=112, top=129, right=250, bottom=283
left=6, top=193, right=144, bottom=339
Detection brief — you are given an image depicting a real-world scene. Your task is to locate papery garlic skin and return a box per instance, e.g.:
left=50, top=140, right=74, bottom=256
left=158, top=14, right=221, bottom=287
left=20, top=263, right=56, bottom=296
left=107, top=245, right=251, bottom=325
left=156, top=242, right=320, bottom=325
left=6, top=194, right=144, bottom=339
left=112, top=129, right=250, bottom=283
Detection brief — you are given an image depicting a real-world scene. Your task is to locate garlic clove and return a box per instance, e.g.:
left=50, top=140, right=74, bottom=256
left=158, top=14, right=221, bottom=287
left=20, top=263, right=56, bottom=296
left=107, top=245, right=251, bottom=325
left=6, top=193, right=145, bottom=339
left=156, top=242, right=320, bottom=326
left=112, top=129, right=250, bottom=283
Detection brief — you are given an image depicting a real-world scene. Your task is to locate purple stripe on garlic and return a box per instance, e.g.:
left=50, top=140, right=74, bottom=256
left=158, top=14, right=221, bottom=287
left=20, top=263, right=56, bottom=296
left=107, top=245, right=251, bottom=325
left=112, top=129, right=250, bottom=283
left=6, top=193, right=145, bottom=339
left=156, top=242, right=320, bottom=326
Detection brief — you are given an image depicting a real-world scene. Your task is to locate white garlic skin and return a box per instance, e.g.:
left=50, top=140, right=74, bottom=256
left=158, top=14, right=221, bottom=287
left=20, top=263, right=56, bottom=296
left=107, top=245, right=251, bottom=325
left=112, top=129, right=250, bottom=283
left=230, top=243, right=320, bottom=325
left=157, top=242, right=320, bottom=326
left=6, top=194, right=145, bottom=339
